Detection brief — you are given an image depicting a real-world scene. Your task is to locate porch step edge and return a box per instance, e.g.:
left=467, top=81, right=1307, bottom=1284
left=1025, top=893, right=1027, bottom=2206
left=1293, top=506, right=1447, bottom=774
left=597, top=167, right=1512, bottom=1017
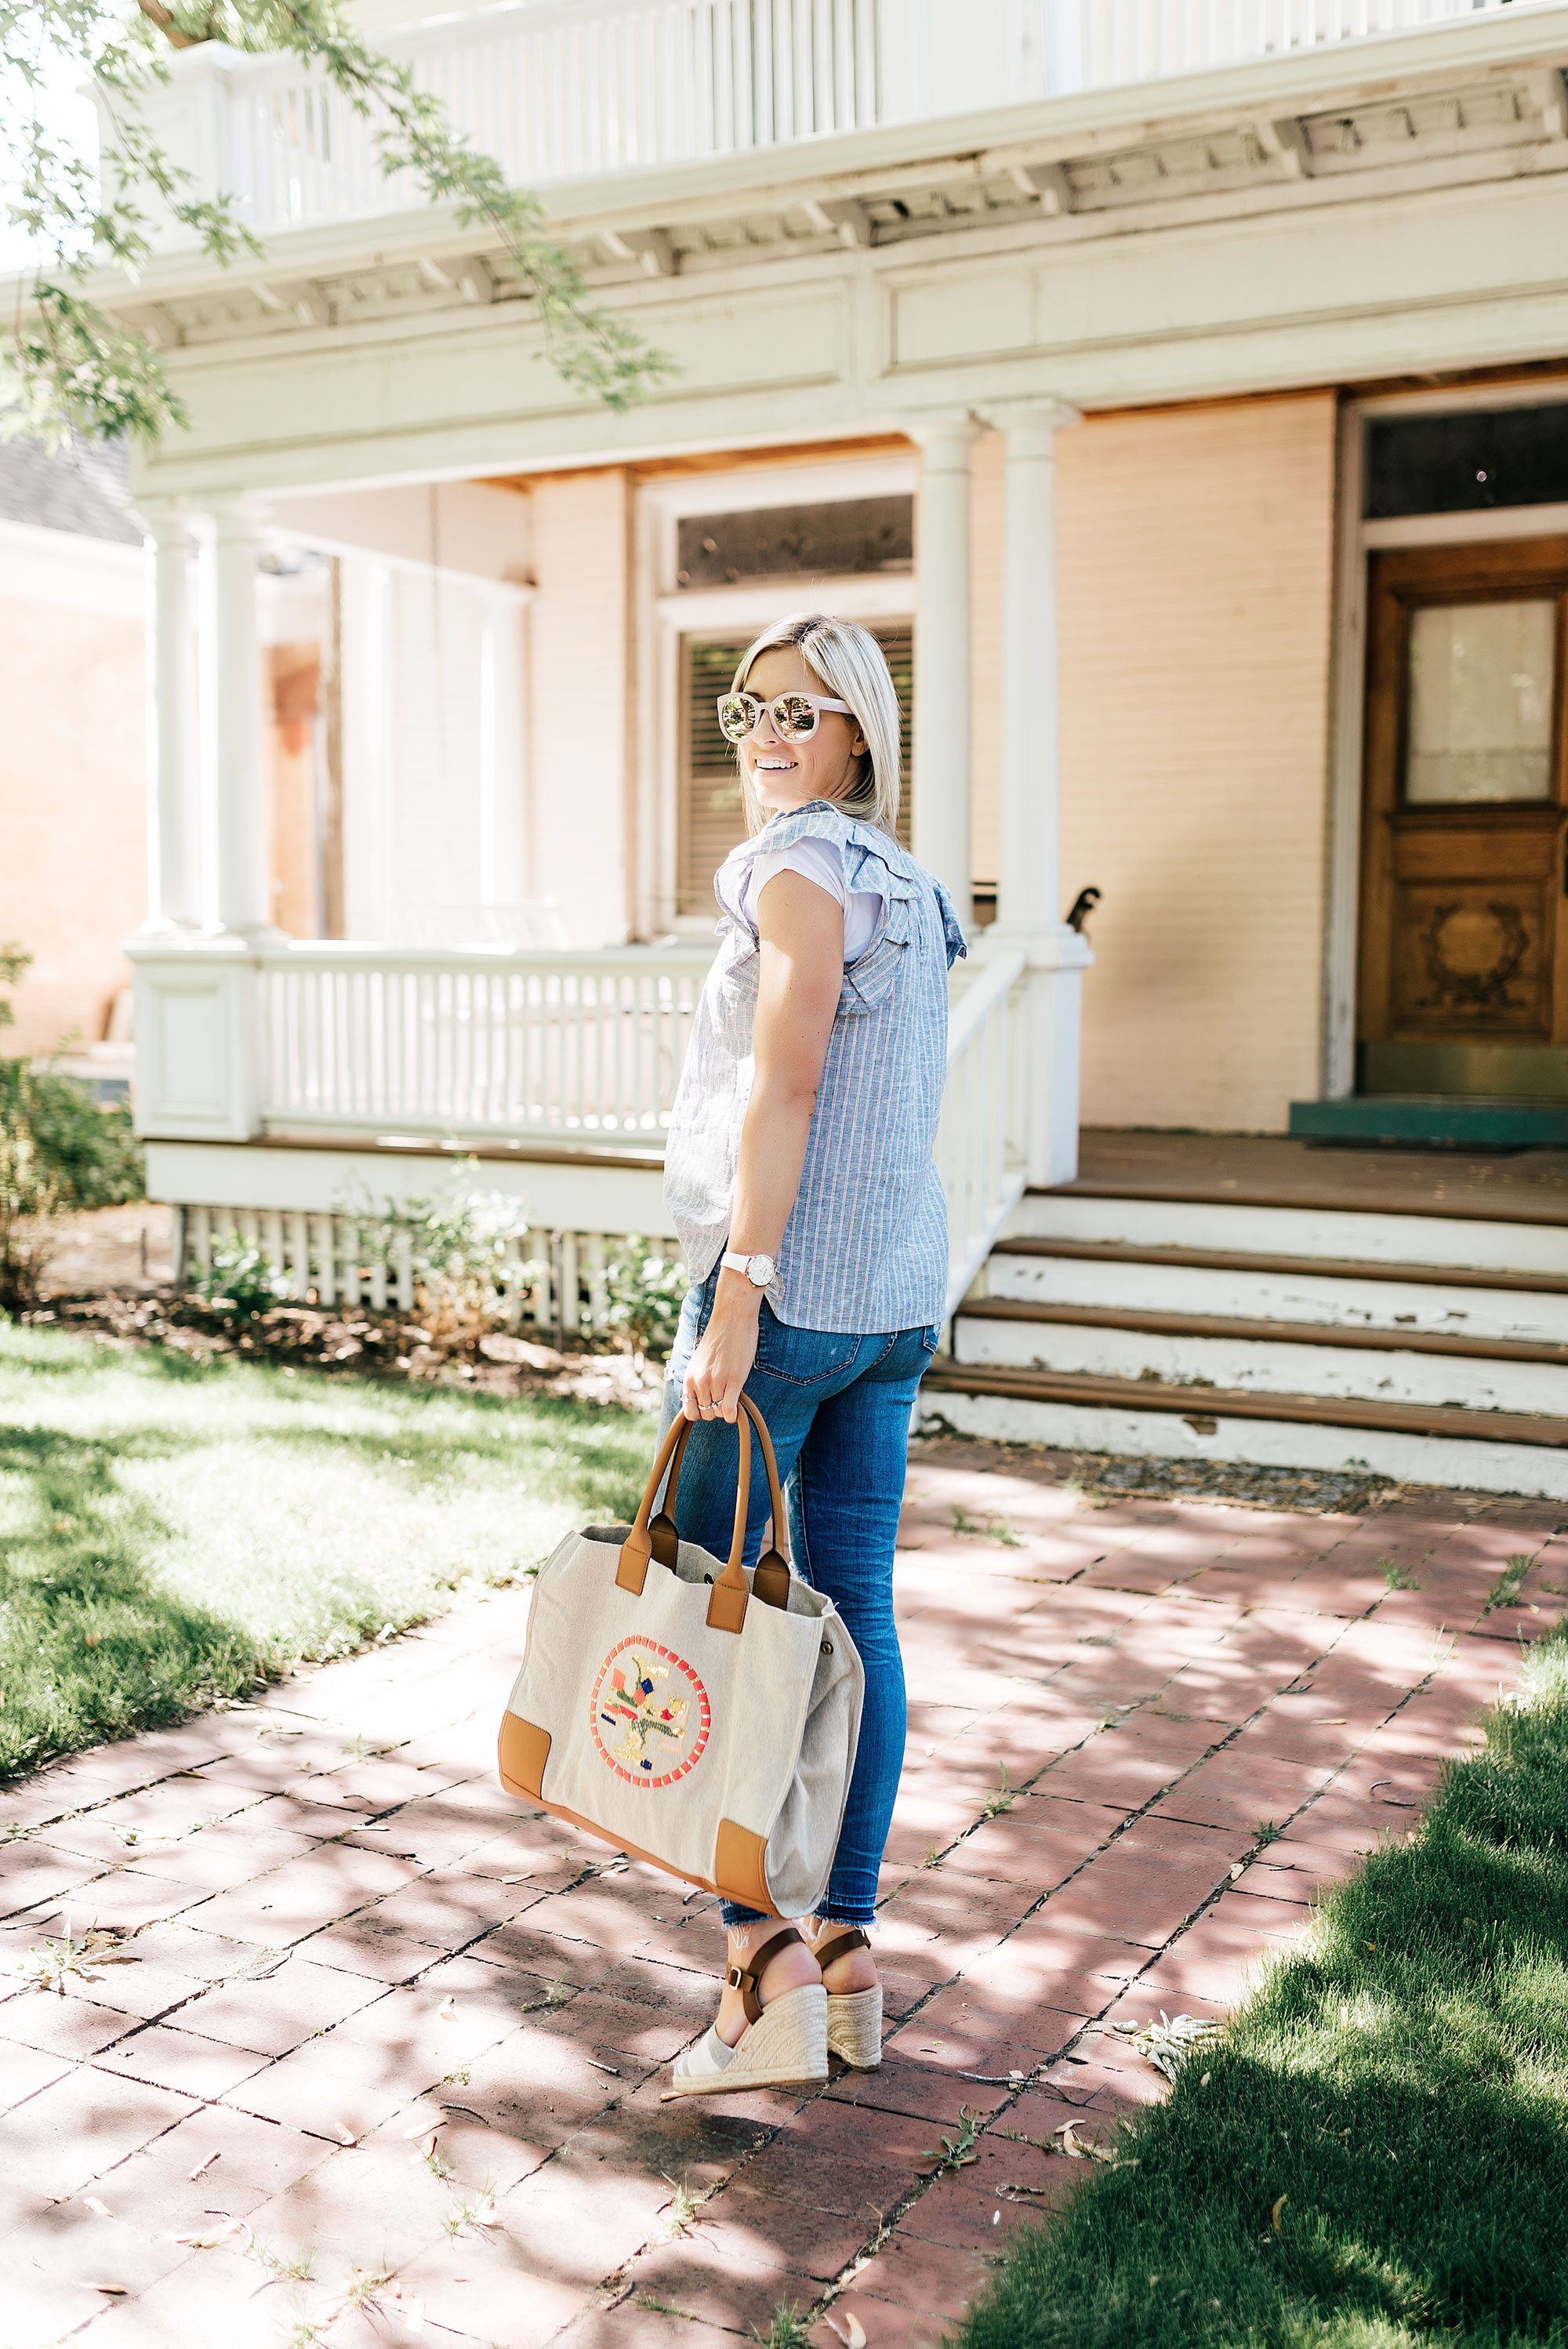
left=957, top=1296, right=1568, bottom=1367
left=992, top=1237, right=1568, bottom=1297
left=922, top=1360, right=1568, bottom=1449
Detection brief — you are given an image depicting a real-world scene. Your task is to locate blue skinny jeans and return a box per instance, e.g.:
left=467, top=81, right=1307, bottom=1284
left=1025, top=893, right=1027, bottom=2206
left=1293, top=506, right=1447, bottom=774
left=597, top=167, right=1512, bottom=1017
left=659, top=1264, right=938, bottom=1930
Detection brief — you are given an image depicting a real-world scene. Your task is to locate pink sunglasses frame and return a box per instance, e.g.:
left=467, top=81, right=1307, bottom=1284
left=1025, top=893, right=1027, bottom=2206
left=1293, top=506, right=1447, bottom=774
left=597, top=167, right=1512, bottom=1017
left=716, top=690, right=853, bottom=745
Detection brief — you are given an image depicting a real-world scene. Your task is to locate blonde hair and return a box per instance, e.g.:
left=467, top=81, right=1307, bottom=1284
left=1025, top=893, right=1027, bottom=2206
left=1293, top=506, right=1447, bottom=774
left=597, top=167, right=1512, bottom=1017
left=731, top=612, right=901, bottom=839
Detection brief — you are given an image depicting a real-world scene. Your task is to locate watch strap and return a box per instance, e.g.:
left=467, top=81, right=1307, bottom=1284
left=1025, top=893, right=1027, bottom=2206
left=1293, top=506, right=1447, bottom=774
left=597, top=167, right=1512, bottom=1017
left=721, top=1250, right=770, bottom=1286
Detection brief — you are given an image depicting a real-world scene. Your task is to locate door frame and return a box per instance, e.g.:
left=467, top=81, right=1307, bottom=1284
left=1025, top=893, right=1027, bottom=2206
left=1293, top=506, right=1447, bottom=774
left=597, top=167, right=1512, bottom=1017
left=1326, top=377, right=1568, bottom=1098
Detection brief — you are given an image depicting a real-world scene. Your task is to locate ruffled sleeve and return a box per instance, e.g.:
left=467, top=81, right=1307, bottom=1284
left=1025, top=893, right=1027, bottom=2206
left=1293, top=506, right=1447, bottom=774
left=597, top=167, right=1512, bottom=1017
left=933, top=877, right=968, bottom=969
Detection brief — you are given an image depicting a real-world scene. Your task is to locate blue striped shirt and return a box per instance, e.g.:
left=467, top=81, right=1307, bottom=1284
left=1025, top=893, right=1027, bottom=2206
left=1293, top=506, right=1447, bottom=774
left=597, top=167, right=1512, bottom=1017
left=664, top=801, right=966, bottom=1334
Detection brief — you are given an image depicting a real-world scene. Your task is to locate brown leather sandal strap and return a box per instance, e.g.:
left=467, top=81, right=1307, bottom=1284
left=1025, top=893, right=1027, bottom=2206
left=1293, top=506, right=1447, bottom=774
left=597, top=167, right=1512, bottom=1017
left=813, top=1927, right=870, bottom=1974
left=725, top=1926, right=804, bottom=2028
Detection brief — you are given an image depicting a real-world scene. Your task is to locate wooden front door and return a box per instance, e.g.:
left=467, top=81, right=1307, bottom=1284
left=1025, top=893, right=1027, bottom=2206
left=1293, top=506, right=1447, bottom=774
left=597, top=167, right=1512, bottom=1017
left=1359, top=539, right=1568, bottom=1101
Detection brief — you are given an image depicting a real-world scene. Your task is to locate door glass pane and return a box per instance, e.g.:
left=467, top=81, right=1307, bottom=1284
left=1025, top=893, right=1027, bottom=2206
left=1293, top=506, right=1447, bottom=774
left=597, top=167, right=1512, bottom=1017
left=1405, top=599, right=1555, bottom=804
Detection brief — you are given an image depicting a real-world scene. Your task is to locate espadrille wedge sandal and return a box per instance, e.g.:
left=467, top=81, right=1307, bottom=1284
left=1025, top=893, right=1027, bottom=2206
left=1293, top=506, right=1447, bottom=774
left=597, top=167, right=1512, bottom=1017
left=815, top=1926, right=882, bottom=2071
left=661, top=1928, right=828, bottom=2101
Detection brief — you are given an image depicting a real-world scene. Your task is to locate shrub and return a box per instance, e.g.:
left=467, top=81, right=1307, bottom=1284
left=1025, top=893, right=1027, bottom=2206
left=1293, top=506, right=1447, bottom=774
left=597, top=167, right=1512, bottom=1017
left=605, top=1236, right=687, bottom=1358
left=0, top=1124, right=61, bottom=1312
left=0, top=1061, right=145, bottom=1211
left=194, top=1234, right=281, bottom=1321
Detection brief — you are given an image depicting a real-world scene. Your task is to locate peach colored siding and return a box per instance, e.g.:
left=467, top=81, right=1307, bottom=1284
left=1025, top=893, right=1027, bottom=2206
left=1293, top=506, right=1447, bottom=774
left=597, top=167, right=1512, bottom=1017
left=528, top=472, right=630, bottom=945
left=1051, top=393, right=1338, bottom=1131
left=0, top=596, right=145, bottom=1058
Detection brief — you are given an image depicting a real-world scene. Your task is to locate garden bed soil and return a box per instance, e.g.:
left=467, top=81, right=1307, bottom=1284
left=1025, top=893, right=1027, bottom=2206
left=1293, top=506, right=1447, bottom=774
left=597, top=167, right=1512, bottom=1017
left=29, top=1287, right=665, bottom=1410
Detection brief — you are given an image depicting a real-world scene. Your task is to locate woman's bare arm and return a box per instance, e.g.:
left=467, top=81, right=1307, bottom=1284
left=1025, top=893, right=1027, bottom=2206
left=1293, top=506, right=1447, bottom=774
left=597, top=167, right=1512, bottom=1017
left=681, top=870, right=843, bottom=1424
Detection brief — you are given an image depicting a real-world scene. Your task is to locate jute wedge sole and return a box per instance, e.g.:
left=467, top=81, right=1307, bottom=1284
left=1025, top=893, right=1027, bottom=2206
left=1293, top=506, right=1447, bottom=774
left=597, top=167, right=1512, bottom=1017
left=826, top=1984, right=883, bottom=2070
left=812, top=1926, right=883, bottom=2071
left=661, top=1984, right=829, bottom=2100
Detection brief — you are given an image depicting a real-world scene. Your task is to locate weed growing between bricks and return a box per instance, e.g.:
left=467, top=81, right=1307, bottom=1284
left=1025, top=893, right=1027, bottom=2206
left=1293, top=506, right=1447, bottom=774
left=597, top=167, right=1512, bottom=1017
left=949, top=1627, right=1568, bottom=2349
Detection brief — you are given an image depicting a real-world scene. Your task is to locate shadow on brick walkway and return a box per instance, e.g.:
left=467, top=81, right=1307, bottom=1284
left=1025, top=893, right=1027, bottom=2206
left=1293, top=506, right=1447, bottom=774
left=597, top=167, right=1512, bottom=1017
left=2, top=1443, right=1565, bottom=2349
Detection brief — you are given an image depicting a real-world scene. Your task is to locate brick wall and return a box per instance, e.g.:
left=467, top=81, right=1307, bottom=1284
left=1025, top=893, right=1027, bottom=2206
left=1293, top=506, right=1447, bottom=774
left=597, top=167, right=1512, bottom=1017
left=527, top=472, right=630, bottom=945
left=971, top=391, right=1339, bottom=1132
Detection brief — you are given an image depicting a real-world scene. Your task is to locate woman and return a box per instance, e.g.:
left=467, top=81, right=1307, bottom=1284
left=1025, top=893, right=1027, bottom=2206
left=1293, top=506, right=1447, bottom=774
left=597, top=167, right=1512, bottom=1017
left=657, top=612, right=964, bottom=2099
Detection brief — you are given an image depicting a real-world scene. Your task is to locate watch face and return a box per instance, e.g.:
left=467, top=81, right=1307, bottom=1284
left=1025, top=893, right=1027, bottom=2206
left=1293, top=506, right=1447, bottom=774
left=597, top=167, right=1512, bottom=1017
left=750, top=1254, right=776, bottom=1286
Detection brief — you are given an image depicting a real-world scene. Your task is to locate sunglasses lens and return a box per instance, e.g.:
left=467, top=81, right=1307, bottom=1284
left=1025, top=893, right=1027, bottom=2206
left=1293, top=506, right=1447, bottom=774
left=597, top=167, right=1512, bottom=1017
left=772, top=695, right=818, bottom=741
left=717, top=695, right=754, bottom=742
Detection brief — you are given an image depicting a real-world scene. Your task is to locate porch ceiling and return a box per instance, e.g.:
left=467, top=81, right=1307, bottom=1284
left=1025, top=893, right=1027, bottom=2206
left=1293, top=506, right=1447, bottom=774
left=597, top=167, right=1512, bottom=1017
left=79, top=4, right=1568, bottom=500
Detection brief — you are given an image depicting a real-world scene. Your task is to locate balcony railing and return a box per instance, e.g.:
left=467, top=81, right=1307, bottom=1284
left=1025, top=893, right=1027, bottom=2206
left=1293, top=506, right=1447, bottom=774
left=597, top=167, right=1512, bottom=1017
left=133, top=0, right=1546, bottom=241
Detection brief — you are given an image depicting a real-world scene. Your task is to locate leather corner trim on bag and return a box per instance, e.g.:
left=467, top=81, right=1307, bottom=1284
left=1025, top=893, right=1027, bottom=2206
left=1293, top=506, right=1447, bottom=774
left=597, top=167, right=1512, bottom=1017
left=497, top=1714, right=552, bottom=1800
left=714, top=1818, right=773, bottom=1914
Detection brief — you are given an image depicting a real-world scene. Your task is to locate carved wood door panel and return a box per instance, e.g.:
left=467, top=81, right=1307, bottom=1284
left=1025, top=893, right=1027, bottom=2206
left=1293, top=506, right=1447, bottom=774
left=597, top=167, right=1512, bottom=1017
left=1359, top=539, right=1568, bottom=1101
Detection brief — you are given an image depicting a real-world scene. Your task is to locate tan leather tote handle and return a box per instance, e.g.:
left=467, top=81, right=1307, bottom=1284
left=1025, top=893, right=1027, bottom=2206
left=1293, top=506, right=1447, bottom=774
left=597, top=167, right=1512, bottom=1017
left=615, top=1395, right=789, bottom=1631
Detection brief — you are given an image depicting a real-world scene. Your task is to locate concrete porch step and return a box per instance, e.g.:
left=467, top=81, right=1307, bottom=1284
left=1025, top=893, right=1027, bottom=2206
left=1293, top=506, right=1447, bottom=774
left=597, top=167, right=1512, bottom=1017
left=925, top=1360, right=1568, bottom=1450
left=1007, top=1189, right=1567, bottom=1278
left=986, top=1240, right=1568, bottom=1349
left=954, top=1299, right=1568, bottom=1418
left=964, top=1295, right=1568, bottom=1367
left=920, top=1359, right=1568, bottom=1500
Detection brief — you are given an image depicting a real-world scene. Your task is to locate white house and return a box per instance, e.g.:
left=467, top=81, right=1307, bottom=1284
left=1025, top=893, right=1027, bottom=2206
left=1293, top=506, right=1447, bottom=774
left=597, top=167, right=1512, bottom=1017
left=48, top=0, right=1568, bottom=1493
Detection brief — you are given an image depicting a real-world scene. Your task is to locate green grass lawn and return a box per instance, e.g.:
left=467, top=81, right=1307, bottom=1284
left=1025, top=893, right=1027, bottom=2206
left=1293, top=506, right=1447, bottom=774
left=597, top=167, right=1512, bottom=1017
left=0, top=1320, right=654, bottom=1780
left=956, top=1631, right=1568, bottom=2349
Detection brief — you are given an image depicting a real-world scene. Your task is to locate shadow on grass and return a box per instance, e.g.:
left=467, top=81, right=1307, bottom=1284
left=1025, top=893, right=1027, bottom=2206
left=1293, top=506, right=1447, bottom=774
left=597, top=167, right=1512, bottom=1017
left=955, top=1637, right=1568, bottom=2349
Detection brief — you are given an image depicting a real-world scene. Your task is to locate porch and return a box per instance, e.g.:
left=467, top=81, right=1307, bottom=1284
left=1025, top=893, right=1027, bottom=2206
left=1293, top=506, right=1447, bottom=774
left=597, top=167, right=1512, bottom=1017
left=107, top=0, right=1568, bottom=1497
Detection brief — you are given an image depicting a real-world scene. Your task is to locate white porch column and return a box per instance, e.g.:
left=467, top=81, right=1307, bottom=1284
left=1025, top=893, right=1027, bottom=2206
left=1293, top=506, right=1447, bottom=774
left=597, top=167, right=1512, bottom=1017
left=140, top=501, right=201, bottom=931
left=988, top=401, right=1092, bottom=1189
left=910, top=417, right=980, bottom=926
left=201, top=498, right=278, bottom=939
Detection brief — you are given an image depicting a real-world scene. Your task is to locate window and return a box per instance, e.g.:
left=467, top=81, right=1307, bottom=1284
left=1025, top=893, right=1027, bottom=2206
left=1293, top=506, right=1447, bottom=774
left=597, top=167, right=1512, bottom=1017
left=1366, top=404, right=1568, bottom=518
left=676, top=496, right=913, bottom=589
left=677, top=622, right=915, bottom=916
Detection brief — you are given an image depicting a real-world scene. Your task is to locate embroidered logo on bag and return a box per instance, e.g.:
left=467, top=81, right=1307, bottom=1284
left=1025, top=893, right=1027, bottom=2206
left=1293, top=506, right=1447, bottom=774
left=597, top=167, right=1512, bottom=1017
left=590, top=1638, right=711, bottom=1789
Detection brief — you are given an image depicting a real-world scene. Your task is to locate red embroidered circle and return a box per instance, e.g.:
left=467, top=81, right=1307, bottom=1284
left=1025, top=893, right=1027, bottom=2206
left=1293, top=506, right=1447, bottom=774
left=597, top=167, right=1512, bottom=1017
left=590, top=1637, right=711, bottom=1790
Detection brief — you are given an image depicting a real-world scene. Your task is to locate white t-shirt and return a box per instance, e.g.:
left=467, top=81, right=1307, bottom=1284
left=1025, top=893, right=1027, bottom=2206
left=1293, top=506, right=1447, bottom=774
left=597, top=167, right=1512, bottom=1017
left=714, top=834, right=884, bottom=963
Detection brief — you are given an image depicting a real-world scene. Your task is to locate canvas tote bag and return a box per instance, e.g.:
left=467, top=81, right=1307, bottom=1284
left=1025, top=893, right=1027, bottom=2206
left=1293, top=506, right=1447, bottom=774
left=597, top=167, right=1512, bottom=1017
left=498, top=1396, right=864, bottom=1919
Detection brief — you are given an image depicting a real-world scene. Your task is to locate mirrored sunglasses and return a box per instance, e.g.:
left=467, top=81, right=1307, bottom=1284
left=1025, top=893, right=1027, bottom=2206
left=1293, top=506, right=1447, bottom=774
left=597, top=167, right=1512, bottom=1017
left=716, top=690, right=853, bottom=746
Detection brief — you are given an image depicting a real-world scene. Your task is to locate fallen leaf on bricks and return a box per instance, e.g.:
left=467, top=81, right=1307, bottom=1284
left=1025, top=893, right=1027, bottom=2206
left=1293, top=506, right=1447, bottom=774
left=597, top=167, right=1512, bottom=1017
left=82, top=2198, right=113, bottom=2217
left=187, top=2151, right=220, bottom=2181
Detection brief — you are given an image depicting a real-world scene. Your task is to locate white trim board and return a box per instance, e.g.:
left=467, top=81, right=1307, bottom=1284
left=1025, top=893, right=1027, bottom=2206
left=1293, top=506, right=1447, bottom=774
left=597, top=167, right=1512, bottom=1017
left=144, top=1139, right=677, bottom=1234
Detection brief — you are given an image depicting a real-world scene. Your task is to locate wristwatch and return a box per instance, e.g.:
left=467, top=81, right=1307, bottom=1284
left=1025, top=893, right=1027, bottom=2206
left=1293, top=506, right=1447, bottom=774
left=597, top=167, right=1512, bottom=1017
left=720, top=1249, right=776, bottom=1287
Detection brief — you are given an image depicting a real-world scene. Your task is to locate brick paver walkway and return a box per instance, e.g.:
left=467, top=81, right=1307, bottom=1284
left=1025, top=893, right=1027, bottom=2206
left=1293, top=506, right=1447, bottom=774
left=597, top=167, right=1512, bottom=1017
left=4, top=1443, right=1565, bottom=2349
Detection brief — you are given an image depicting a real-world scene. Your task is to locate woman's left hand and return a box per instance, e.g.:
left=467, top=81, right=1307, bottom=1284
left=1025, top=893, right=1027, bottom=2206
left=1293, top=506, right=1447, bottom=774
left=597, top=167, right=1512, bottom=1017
left=683, top=1280, right=761, bottom=1424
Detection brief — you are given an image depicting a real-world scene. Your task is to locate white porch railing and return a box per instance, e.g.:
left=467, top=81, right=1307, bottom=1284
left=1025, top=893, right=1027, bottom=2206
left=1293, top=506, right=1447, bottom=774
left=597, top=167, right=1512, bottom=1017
left=135, top=933, right=1040, bottom=1321
left=131, top=0, right=1546, bottom=242
left=938, top=946, right=1029, bottom=1320
left=257, top=942, right=715, bottom=1139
